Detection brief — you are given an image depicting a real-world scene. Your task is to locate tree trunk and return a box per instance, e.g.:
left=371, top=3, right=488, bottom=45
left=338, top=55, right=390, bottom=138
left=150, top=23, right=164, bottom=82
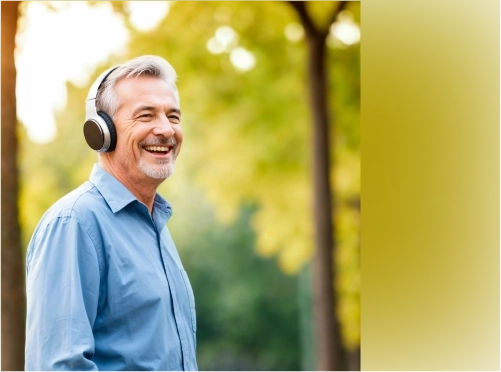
left=346, top=347, right=361, bottom=371
left=1, top=2, right=25, bottom=371
left=306, top=32, right=344, bottom=372
left=287, top=1, right=348, bottom=370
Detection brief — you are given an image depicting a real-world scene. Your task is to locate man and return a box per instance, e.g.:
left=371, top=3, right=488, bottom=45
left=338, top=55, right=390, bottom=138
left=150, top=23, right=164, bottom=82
left=25, top=55, right=197, bottom=371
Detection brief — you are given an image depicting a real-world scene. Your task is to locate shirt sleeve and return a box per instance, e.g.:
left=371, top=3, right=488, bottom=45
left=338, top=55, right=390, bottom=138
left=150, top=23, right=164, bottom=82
left=25, top=216, right=100, bottom=371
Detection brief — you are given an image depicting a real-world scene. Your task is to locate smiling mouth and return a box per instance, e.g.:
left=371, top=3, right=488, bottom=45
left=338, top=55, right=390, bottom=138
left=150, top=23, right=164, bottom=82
left=143, top=145, right=172, bottom=155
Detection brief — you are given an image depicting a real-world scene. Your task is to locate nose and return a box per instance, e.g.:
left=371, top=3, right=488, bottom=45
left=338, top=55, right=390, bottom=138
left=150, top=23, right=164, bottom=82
left=152, top=116, right=175, bottom=137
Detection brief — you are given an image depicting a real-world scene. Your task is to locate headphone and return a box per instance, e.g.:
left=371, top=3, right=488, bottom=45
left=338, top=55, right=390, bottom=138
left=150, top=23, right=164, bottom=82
left=83, top=66, right=119, bottom=152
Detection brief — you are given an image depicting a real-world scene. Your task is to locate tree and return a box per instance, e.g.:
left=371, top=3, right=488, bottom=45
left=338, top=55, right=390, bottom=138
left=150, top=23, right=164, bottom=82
left=1, top=2, right=25, bottom=371
left=287, top=2, right=348, bottom=370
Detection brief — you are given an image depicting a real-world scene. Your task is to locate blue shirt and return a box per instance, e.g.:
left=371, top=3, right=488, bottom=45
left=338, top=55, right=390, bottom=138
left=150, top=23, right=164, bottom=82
left=25, top=164, right=197, bottom=371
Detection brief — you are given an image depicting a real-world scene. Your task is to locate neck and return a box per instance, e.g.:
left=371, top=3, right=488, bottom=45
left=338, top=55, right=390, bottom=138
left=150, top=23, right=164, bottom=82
left=98, top=157, right=163, bottom=214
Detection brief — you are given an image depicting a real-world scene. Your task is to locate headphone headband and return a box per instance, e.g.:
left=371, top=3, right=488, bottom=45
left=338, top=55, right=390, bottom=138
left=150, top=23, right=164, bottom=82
left=85, top=66, right=118, bottom=120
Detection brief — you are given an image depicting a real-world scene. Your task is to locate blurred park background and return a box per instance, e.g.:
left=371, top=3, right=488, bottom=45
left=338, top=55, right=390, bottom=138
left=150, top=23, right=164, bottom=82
left=2, top=1, right=360, bottom=371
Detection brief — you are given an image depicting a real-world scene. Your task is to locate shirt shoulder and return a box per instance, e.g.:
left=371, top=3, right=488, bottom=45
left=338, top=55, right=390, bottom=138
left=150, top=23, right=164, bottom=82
left=27, top=181, right=114, bottom=269
left=33, top=181, right=110, bottom=235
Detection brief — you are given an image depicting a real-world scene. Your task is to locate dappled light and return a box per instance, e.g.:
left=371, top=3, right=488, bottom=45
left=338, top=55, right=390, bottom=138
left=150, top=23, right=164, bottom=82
left=284, top=22, right=305, bottom=42
left=126, top=1, right=170, bottom=32
left=330, top=10, right=360, bottom=46
left=229, top=47, right=256, bottom=72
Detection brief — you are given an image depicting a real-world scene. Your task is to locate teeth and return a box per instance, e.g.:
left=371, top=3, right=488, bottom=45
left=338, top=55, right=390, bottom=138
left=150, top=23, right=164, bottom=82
left=145, top=145, right=169, bottom=152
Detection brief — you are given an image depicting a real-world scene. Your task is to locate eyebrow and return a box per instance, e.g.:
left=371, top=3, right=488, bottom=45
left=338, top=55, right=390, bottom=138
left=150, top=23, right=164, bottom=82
left=168, top=108, right=182, bottom=116
left=132, top=105, right=182, bottom=117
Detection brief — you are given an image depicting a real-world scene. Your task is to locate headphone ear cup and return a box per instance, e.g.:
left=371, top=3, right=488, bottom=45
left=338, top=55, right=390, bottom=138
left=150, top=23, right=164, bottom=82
left=97, top=111, right=117, bottom=152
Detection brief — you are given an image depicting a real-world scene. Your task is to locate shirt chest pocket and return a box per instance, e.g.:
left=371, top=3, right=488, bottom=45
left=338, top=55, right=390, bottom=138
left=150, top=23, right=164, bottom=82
left=180, top=269, right=196, bottom=333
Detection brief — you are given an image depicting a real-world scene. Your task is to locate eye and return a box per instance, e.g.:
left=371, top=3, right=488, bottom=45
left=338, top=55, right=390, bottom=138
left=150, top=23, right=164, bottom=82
left=168, top=115, right=181, bottom=124
left=137, top=113, right=154, bottom=121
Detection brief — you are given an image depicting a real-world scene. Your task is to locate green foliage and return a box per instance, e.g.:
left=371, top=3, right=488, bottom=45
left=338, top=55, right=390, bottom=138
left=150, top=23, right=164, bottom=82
left=173, top=200, right=301, bottom=370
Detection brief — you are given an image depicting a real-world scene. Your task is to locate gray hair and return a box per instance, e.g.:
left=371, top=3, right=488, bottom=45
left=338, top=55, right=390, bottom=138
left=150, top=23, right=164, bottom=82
left=96, top=55, right=179, bottom=119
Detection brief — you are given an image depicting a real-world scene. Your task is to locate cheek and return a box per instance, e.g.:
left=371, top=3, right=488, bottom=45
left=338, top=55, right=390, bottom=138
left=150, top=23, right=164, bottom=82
left=118, top=127, right=144, bottom=150
left=116, top=136, right=133, bottom=154
left=173, top=128, right=183, bottom=155
left=175, top=127, right=184, bottom=143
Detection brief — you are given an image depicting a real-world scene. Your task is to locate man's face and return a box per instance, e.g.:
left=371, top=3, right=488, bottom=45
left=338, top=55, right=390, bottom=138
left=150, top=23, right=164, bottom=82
left=110, top=75, right=183, bottom=183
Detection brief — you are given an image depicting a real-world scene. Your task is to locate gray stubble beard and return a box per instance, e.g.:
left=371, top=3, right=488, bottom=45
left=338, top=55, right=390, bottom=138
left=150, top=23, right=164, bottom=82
left=138, top=156, right=176, bottom=179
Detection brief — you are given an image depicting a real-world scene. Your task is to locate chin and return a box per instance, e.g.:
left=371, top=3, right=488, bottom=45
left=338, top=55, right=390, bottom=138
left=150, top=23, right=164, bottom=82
left=139, top=162, right=176, bottom=180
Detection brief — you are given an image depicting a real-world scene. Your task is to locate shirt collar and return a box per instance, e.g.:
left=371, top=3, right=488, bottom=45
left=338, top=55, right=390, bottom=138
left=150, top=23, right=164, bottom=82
left=89, top=164, right=173, bottom=221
